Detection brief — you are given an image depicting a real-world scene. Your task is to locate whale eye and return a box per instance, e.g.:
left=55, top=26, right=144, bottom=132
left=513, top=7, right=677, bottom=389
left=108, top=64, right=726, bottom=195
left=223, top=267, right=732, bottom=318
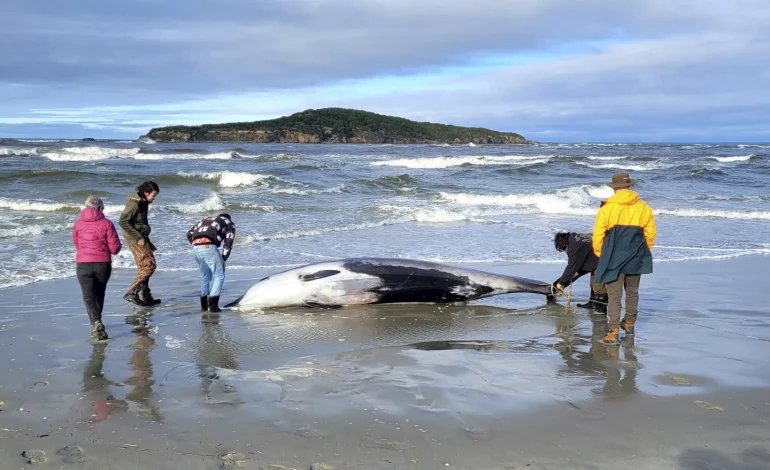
left=300, top=270, right=341, bottom=282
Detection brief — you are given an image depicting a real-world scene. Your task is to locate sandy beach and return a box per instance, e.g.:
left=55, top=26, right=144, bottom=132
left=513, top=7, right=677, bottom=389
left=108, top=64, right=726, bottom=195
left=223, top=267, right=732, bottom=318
left=1, top=255, right=769, bottom=470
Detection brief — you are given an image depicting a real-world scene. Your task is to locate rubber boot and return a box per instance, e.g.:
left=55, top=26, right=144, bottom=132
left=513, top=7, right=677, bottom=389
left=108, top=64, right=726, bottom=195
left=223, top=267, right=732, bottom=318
left=200, top=296, right=208, bottom=311
left=123, top=292, right=145, bottom=306
left=207, top=296, right=222, bottom=313
left=577, top=287, right=596, bottom=309
left=593, top=293, right=608, bottom=314
left=140, top=287, right=161, bottom=306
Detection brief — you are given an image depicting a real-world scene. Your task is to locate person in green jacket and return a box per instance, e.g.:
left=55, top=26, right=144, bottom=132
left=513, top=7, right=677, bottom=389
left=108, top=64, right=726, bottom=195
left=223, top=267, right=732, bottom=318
left=119, top=181, right=161, bottom=307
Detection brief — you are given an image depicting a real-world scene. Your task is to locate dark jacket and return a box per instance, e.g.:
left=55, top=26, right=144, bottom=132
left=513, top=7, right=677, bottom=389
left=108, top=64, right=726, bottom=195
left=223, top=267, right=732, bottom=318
left=558, top=232, right=599, bottom=287
left=595, top=226, right=653, bottom=284
left=186, top=215, right=236, bottom=262
left=119, top=193, right=153, bottom=248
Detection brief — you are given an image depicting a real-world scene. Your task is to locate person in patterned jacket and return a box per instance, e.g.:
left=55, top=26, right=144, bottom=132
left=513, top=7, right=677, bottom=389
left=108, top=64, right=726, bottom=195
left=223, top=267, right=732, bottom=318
left=186, top=213, right=236, bottom=313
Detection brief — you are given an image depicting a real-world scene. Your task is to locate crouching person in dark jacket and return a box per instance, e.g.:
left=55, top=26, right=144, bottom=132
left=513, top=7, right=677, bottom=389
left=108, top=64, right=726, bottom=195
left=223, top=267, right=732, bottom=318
left=552, top=231, right=608, bottom=313
left=187, top=213, right=236, bottom=313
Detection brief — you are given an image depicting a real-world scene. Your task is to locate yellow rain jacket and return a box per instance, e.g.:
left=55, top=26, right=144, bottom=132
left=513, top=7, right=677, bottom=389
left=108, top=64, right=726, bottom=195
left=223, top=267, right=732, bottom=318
left=592, top=189, right=657, bottom=283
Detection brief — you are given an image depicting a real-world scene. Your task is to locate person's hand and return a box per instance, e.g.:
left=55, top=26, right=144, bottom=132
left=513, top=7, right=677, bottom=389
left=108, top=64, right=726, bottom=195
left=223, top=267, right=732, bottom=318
left=137, top=239, right=145, bottom=246
left=556, top=282, right=563, bottom=291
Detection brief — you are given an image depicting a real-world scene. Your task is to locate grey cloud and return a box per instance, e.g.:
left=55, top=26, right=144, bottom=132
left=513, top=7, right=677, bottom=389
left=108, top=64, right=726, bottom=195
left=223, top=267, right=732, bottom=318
left=2, top=0, right=769, bottom=140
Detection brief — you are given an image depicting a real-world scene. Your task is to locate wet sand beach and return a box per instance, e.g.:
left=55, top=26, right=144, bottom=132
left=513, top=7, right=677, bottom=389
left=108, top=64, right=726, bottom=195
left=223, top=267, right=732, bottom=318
left=1, top=256, right=769, bottom=470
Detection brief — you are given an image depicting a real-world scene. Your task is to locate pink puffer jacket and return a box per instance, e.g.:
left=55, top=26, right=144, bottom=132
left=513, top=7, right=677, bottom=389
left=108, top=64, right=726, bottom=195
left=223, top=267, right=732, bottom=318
left=72, top=208, right=122, bottom=263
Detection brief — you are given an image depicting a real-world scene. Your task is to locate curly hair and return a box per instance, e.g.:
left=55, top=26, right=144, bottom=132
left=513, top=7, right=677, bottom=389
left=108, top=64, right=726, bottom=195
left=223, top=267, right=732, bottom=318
left=553, top=232, right=570, bottom=252
left=136, top=181, right=159, bottom=196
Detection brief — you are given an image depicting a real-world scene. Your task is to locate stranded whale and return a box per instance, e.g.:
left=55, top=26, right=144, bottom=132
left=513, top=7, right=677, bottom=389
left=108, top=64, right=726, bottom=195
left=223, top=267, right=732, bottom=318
left=225, top=257, right=555, bottom=310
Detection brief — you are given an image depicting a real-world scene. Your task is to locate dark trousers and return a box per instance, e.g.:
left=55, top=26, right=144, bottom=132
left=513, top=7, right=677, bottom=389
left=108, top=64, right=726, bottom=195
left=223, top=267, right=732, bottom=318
left=76, top=262, right=112, bottom=324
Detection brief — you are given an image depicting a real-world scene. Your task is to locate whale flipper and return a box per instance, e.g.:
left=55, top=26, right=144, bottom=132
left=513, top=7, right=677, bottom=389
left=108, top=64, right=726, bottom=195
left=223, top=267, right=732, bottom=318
left=300, top=270, right=341, bottom=282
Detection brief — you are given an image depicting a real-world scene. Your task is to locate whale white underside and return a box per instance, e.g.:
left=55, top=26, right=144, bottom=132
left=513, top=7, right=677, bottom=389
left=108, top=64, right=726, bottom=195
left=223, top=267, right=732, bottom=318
left=227, top=257, right=552, bottom=311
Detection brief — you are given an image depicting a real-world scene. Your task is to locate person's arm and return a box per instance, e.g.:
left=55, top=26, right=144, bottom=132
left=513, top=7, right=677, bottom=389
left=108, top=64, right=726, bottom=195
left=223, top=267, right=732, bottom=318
left=222, top=221, right=236, bottom=262
left=558, top=237, right=590, bottom=287
left=592, top=207, right=609, bottom=257
left=643, top=205, right=656, bottom=249
left=72, top=223, right=78, bottom=248
left=119, top=202, right=143, bottom=242
left=107, top=221, right=122, bottom=255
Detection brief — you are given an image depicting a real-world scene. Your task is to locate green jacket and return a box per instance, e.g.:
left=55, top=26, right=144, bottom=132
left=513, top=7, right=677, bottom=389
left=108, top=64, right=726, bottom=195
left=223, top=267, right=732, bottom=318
left=595, top=225, right=653, bottom=284
left=119, top=193, right=152, bottom=247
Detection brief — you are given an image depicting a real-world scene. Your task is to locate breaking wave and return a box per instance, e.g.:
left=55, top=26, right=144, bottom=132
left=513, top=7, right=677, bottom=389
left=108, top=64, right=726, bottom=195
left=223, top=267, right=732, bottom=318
left=707, top=155, right=755, bottom=163
left=165, top=194, right=226, bottom=214
left=371, top=155, right=552, bottom=169
left=437, top=185, right=613, bottom=216
left=575, top=161, right=670, bottom=171
left=0, top=197, right=79, bottom=213
left=178, top=171, right=279, bottom=188
left=0, top=146, right=39, bottom=156
left=0, top=223, right=73, bottom=238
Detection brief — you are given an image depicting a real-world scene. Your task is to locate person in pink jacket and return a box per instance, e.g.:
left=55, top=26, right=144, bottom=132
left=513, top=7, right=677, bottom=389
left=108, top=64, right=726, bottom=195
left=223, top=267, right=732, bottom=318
left=73, top=195, right=122, bottom=340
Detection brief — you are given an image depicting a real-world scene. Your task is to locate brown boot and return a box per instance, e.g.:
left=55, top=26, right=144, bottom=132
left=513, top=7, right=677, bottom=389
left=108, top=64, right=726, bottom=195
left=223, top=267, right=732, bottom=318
left=601, top=328, right=620, bottom=345
left=620, top=319, right=635, bottom=336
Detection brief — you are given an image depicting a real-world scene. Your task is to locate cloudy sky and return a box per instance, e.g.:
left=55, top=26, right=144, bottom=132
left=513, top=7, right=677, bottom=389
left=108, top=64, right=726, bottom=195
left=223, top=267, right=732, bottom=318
left=2, top=0, right=769, bottom=142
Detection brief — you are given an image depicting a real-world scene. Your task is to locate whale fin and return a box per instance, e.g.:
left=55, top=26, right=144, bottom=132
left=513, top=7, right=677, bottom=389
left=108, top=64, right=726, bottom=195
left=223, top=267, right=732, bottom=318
left=224, top=294, right=245, bottom=308
left=300, top=270, right=341, bottom=282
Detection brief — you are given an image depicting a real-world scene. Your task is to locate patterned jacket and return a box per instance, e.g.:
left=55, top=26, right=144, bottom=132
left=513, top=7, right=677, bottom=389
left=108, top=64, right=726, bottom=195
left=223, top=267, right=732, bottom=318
left=186, top=215, right=236, bottom=261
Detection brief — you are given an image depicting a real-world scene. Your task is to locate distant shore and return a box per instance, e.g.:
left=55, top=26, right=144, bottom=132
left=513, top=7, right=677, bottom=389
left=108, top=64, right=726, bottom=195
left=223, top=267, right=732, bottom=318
left=141, top=107, right=535, bottom=144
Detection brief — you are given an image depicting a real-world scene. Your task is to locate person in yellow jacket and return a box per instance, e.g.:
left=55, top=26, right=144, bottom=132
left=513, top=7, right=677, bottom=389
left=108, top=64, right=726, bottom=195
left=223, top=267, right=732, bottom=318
left=592, top=172, right=656, bottom=344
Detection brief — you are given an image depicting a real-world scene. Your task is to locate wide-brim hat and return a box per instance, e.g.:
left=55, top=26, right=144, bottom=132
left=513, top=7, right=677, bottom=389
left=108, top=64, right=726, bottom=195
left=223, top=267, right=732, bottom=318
left=607, top=172, right=636, bottom=189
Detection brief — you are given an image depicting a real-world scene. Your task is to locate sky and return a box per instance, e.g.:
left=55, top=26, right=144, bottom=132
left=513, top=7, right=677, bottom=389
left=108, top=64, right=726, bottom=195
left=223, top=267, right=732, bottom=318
left=1, top=0, right=769, bottom=142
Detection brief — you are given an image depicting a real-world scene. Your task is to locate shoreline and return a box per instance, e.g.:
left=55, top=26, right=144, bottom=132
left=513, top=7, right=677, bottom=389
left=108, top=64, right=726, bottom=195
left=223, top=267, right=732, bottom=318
left=1, top=256, right=769, bottom=469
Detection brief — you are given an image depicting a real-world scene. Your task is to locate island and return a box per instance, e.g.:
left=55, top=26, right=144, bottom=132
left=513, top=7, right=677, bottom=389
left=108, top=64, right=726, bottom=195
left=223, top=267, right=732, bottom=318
left=140, top=108, right=533, bottom=144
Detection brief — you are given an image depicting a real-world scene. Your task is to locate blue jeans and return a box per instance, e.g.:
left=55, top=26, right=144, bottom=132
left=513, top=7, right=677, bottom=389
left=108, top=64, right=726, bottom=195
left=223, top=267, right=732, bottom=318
left=193, top=245, right=225, bottom=297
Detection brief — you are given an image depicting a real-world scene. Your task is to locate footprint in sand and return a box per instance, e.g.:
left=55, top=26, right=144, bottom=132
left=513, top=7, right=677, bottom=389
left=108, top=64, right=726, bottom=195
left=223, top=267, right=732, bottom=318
left=362, top=435, right=412, bottom=451
left=218, top=451, right=248, bottom=468
left=56, top=445, right=87, bottom=464
left=21, top=449, right=46, bottom=465
left=294, top=424, right=329, bottom=439
left=30, top=381, right=49, bottom=390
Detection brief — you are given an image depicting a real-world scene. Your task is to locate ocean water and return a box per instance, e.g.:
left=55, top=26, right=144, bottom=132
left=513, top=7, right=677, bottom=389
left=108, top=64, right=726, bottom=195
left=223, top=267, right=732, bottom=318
left=0, top=139, right=768, bottom=290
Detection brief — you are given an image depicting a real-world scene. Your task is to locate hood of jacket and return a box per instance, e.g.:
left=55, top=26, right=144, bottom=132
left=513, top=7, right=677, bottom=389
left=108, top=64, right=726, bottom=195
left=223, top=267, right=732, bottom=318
left=79, top=207, right=105, bottom=222
left=606, top=189, right=639, bottom=206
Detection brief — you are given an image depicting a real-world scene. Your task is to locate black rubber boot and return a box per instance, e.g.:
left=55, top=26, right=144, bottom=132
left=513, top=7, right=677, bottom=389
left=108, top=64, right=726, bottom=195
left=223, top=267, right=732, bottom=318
left=207, top=296, right=222, bottom=313
left=140, top=287, right=161, bottom=306
left=577, top=287, right=597, bottom=309
left=200, top=296, right=208, bottom=311
left=124, top=292, right=145, bottom=306
left=594, top=293, right=608, bottom=314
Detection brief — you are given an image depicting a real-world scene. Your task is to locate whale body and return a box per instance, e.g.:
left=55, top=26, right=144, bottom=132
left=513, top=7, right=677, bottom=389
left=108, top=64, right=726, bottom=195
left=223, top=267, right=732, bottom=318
left=225, top=257, right=554, bottom=310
